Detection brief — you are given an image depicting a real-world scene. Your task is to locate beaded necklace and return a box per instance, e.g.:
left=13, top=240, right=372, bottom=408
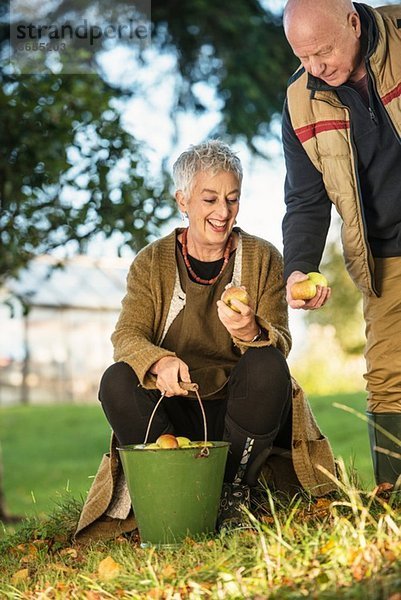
left=181, top=227, right=233, bottom=285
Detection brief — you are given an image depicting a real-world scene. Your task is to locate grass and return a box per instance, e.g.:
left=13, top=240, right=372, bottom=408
left=2, top=392, right=399, bottom=598
left=0, top=469, right=401, bottom=598
left=0, top=391, right=374, bottom=520
left=309, top=392, right=374, bottom=488
left=0, top=404, right=109, bottom=518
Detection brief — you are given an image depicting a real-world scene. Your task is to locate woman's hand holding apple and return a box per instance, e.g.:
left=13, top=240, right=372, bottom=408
left=149, top=356, right=192, bottom=397
left=217, top=286, right=260, bottom=342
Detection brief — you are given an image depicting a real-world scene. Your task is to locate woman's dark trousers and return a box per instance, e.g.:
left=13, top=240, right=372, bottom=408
left=99, top=346, right=293, bottom=487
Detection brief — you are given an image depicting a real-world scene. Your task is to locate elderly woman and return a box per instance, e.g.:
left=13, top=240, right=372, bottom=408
left=75, top=140, right=336, bottom=541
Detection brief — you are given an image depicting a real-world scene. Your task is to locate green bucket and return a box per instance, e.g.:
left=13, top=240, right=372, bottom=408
left=118, top=441, right=229, bottom=547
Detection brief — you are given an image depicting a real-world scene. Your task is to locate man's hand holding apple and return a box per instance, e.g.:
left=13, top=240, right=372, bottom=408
left=217, top=286, right=260, bottom=342
left=286, top=270, right=331, bottom=310
left=149, top=356, right=191, bottom=397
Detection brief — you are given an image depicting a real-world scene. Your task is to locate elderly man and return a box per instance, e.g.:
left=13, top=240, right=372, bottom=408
left=282, top=0, right=401, bottom=487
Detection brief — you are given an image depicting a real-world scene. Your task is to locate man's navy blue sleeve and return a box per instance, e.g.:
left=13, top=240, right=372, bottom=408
left=282, top=98, right=332, bottom=281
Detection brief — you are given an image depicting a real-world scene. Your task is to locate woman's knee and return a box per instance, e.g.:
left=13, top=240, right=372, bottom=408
left=228, top=347, right=292, bottom=436
left=238, top=346, right=291, bottom=391
left=98, top=361, right=139, bottom=408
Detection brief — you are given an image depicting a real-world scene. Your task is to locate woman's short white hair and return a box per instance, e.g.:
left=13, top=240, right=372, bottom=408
left=172, top=139, right=243, bottom=197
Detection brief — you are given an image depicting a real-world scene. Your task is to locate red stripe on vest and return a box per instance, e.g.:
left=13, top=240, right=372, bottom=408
left=295, top=120, right=350, bottom=144
left=381, top=82, right=401, bottom=106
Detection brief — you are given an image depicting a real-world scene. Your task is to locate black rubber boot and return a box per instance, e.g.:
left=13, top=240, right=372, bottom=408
left=216, top=483, right=251, bottom=530
left=223, top=414, right=278, bottom=487
left=367, top=412, right=401, bottom=487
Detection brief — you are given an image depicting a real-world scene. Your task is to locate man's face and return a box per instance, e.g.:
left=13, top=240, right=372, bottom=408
left=285, top=12, right=364, bottom=86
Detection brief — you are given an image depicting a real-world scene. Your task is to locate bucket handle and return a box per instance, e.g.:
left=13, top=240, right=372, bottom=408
left=143, top=382, right=210, bottom=457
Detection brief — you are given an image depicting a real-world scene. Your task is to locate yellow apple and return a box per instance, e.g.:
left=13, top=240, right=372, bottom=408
left=156, top=434, right=179, bottom=449
left=307, top=272, right=328, bottom=287
left=145, top=443, right=160, bottom=449
left=176, top=436, right=192, bottom=448
left=221, top=286, right=250, bottom=313
left=290, top=279, right=317, bottom=301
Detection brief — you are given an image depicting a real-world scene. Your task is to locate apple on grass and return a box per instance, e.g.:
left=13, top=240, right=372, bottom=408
left=221, top=286, right=250, bottom=313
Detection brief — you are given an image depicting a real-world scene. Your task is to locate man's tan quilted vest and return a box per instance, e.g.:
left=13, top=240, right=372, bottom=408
left=286, top=5, right=401, bottom=295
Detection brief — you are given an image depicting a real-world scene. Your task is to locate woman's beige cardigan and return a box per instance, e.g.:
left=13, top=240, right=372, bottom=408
left=75, top=229, right=336, bottom=541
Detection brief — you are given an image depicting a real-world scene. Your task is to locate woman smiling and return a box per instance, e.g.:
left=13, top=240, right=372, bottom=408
left=75, top=140, right=336, bottom=540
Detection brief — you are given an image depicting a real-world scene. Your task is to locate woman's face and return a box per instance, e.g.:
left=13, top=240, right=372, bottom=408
left=176, top=170, right=241, bottom=248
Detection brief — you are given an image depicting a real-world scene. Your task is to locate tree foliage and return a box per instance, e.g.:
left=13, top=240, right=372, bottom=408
left=152, top=0, right=295, bottom=145
left=1, top=73, right=174, bottom=281
left=0, top=0, right=296, bottom=281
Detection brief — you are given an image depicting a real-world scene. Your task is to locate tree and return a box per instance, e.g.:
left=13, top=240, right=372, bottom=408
left=1, top=0, right=296, bottom=282
left=152, top=0, right=295, bottom=146
left=0, top=72, right=175, bottom=281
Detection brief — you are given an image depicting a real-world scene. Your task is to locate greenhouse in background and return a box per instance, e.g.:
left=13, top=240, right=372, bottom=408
left=0, top=255, right=132, bottom=406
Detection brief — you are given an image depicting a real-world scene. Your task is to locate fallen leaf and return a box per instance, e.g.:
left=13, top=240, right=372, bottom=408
left=32, top=539, right=49, bottom=550
left=350, top=547, right=377, bottom=582
left=115, top=535, right=129, bottom=544
left=161, top=564, right=176, bottom=578
left=85, top=592, right=104, bottom=600
left=260, top=515, right=275, bottom=524
left=146, top=588, right=163, bottom=599
left=320, top=539, right=335, bottom=554
left=98, top=556, right=121, bottom=580
left=373, top=482, right=394, bottom=500
left=17, top=543, right=38, bottom=557
left=11, top=568, right=29, bottom=584
left=382, top=549, right=397, bottom=563
left=316, top=497, right=332, bottom=507
left=50, top=562, right=75, bottom=574
left=19, top=555, right=35, bottom=565
left=59, top=547, right=78, bottom=559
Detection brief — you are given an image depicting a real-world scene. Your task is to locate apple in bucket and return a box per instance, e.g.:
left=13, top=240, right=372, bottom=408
left=141, top=435, right=215, bottom=449
left=176, top=436, right=192, bottom=448
left=156, top=434, right=179, bottom=449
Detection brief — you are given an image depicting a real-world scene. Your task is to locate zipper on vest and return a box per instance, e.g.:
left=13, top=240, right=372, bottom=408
left=365, top=69, right=379, bottom=125
left=368, top=106, right=377, bottom=124
left=366, top=62, right=401, bottom=146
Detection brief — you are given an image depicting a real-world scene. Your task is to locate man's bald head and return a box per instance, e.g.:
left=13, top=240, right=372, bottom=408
left=283, top=0, right=365, bottom=86
left=284, top=0, right=356, bottom=33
